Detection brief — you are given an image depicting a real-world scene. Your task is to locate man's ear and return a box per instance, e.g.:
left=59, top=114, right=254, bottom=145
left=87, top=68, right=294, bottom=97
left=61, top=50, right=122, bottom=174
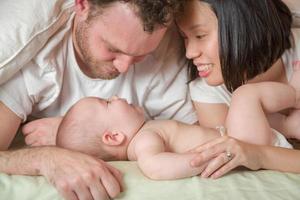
left=102, top=131, right=126, bottom=146
left=74, top=0, right=90, bottom=18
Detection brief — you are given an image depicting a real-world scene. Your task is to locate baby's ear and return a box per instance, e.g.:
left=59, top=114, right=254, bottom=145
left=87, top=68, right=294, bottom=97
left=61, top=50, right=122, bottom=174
left=102, top=131, right=125, bottom=146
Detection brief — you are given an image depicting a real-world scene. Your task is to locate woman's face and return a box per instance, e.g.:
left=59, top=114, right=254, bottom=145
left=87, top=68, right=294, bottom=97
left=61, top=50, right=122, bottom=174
left=177, top=0, right=223, bottom=86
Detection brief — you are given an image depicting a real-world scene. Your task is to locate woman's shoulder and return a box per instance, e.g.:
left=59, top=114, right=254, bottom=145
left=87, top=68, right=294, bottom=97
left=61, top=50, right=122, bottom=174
left=189, top=78, right=231, bottom=105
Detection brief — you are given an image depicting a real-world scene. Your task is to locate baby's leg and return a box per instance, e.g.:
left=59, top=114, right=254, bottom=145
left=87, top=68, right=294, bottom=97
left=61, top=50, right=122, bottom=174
left=289, top=61, right=300, bottom=108
left=282, top=61, right=300, bottom=139
left=226, top=82, right=296, bottom=145
left=282, top=109, right=300, bottom=140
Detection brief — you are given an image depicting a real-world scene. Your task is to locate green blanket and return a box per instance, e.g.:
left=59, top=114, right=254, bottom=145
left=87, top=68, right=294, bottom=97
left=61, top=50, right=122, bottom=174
left=1, top=161, right=299, bottom=200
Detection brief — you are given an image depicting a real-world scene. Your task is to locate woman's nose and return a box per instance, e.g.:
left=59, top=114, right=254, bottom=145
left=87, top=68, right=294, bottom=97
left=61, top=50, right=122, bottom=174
left=185, top=41, right=201, bottom=60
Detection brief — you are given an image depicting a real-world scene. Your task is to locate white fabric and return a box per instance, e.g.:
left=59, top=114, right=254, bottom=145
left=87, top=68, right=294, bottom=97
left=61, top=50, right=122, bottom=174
left=0, top=0, right=197, bottom=124
left=190, top=28, right=300, bottom=148
left=0, top=0, right=74, bottom=84
left=273, top=129, right=293, bottom=149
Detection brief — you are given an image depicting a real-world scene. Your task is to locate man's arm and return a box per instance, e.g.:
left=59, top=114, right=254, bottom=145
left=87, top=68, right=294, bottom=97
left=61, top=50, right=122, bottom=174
left=0, top=146, right=122, bottom=200
left=0, top=101, right=22, bottom=150
left=134, top=131, right=206, bottom=180
left=0, top=102, right=122, bottom=200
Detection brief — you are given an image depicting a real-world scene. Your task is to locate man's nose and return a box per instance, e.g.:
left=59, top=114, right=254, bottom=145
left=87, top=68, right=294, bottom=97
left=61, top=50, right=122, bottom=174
left=113, top=55, right=135, bottom=73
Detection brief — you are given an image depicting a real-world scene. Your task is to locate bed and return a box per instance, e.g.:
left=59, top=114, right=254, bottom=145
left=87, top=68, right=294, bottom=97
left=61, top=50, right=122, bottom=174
left=1, top=133, right=300, bottom=199
left=1, top=0, right=300, bottom=199
left=1, top=160, right=300, bottom=200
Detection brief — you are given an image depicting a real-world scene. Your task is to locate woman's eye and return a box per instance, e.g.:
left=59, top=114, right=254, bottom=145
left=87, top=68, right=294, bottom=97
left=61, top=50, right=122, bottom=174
left=196, top=34, right=206, bottom=39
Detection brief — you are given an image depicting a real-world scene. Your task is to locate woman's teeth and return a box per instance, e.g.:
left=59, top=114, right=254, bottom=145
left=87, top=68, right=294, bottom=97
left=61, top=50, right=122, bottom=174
left=197, top=64, right=213, bottom=72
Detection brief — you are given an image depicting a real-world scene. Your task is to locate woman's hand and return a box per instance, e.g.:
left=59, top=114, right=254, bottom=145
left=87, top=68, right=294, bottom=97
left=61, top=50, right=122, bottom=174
left=189, top=136, right=263, bottom=179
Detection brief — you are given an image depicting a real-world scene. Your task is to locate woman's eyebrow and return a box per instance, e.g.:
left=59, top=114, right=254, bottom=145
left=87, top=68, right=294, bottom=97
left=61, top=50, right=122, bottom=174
left=189, top=23, right=205, bottom=31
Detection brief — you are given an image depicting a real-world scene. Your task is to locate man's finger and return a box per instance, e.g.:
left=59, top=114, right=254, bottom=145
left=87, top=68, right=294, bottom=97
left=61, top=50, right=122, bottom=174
left=73, top=182, right=94, bottom=200
left=99, top=164, right=122, bottom=198
left=106, top=163, right=124, bottom=192
left=89, top=179, right=110, bottom=200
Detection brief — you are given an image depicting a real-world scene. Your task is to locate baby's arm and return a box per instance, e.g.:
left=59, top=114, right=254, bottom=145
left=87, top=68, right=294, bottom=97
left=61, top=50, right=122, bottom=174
left=134, top=131, right=207, bottom=180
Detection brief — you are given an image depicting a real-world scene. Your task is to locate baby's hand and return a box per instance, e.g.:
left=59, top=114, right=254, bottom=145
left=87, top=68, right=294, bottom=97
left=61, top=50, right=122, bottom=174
left=22, top=117, right=63, bottom=146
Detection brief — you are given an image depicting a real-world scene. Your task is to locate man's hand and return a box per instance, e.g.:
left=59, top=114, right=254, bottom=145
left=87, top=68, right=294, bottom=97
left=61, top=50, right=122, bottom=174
left=0, top=146, right=123, bottom=200
left=40, top=147, right=123, bottom=200
left=22, top=117, right=63, bottom=146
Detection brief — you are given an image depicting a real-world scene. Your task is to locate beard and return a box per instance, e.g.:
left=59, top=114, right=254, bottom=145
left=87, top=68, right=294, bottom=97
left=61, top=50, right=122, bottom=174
left=74, top=21, right=120, bottom=80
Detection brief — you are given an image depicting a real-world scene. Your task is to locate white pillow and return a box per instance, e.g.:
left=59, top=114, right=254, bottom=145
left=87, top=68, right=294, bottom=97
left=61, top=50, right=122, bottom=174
left=0, top=0, right=74, bottom=85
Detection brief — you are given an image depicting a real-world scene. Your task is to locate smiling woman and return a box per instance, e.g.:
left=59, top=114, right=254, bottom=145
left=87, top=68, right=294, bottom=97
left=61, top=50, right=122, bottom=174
left=176, top=0, right=300, bottom=178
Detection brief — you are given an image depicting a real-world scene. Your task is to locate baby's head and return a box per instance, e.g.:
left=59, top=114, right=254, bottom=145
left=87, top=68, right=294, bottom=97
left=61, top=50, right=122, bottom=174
left=56, top=96, right=145, bottom=160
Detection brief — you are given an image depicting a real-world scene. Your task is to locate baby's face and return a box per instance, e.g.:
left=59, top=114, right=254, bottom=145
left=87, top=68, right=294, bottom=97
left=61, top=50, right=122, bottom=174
left=60, top=96, right=145, bottom=160
left=89, top=96, right=145, bottom=140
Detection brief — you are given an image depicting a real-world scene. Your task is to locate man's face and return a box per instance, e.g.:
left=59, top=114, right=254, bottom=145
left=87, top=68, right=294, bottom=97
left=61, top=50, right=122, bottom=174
left=73, top=1, right=167, bottom=79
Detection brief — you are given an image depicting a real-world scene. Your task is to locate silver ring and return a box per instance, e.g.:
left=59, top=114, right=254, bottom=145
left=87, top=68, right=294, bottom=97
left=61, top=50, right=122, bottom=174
left=226, top=151, right=233, bottom=161
left=216, top=125, right=226, bottom=136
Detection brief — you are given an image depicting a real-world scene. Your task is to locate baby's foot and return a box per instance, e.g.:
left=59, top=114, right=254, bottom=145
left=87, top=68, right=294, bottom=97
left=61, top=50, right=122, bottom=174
left=284, top=108, right=300, bottom=140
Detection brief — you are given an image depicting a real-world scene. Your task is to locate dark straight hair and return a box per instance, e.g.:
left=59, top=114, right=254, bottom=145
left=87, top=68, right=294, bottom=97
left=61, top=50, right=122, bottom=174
left=189, top=0, right=292, bottom=92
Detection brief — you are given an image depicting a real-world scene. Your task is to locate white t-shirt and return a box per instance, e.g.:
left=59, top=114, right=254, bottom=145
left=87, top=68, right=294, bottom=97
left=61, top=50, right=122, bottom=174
left=190, top=28, right=300, bottom=106
left=0, top=8, right=197, bottom=124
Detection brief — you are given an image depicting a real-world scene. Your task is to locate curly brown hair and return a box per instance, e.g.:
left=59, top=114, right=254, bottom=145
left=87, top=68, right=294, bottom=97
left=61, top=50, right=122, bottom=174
left=87, top=0, right=185, bottom=32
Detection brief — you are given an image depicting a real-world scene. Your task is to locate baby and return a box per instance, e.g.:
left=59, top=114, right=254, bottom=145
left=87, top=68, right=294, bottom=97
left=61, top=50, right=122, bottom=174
left=56, top=96, right=220, bottom=180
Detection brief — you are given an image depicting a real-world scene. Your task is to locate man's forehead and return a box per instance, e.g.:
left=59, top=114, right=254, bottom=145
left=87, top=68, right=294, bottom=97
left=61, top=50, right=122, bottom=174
left=94, top=2, right=167, bottom=55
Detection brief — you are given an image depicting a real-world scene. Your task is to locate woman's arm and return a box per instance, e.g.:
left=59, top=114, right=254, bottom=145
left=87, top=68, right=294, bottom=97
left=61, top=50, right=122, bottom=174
left=193, top=101, right=228, bottom=128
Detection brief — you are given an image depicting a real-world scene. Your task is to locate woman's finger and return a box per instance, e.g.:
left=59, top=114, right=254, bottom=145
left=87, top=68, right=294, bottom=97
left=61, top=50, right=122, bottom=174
left=200, top=152, right=232, bottom=178
left=190, top=139, right=230, bottom=167
left=210, top=157, right=238, bottom=179
left=190, top=136, right=229, bottom=153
